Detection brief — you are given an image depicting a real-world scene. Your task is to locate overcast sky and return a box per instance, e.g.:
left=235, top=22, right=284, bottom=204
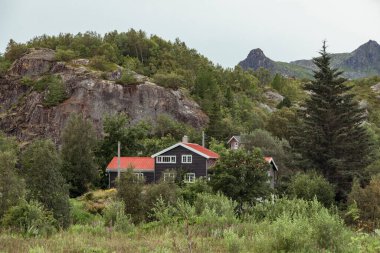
left=1, top=0, right=379, bottom=67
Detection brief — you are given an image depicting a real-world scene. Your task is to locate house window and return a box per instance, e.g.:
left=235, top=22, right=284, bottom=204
left=133, top=173, right=144, bottom=182
left=233, top=142, right=239, bottom=149
left=181, top=155, right=192, bottom=163
left=157, top=156, right=176, bottom=163
left=163, top=172, right=176, bottom=182
left=184, top=173, right=195, bottom=183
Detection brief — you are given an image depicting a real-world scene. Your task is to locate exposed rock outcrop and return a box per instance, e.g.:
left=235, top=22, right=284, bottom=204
left=0, top=49, right=208, bottom=143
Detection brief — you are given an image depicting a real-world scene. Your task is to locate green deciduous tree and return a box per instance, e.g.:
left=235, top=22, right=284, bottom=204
left=292, top=42, right=372, bottom=201
left=0, top=151, right=25, bottom=219
left=21, top=139, right=70, bottom=228
left=210, top=149, right=271, bottom=211
left=287, top=171, right=335, bottom=207
left=116, top=169, right=145, bottom=223
left=61, top=114, right=97, bottom=197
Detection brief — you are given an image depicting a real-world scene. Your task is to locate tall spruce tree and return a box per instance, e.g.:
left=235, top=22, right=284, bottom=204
left=294, top=42, right=371, bottom=201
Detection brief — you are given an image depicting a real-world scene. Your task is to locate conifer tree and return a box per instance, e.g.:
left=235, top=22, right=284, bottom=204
left=294, top=42, right=371, bottom=201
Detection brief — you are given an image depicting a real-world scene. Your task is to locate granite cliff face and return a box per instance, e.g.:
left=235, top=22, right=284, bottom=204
left=0, top=49, right=208, bottom=143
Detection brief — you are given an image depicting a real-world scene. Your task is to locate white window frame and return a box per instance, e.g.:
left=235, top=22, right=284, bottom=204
left=181, top=155, right=192, bottom=164
left=157, top=155, right=176, bottom=164
left=163, top=172, right=176, bottom=182
left=134, top=173, right=144, bottom=181
left=184, top=173, right=196, bottom=183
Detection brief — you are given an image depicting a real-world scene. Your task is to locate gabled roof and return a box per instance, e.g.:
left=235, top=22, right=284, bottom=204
left=227, top=135, right=241, bottom=144
left=151, top=142, right=219, bottom=159
left=264, top=156, right=279, bottom=171
left=106, top=157, right=154, bottom=172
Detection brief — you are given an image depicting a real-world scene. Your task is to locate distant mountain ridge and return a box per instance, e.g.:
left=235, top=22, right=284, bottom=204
left=238, top=40, right=380, bottom=79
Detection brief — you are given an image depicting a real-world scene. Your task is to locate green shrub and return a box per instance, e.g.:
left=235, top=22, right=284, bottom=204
left=152, top=72, right=184, bottom=89
left=70, top=199, right=97, bottom=225
left=348, top=175, right=380, bottom=229
left=43, top=76, right=67, bottom=107
left=0, top=55, right=11, bottom=76
left=180, top=179, right=212, bottom=204
left=90, top=56, right=117, bottom=72
left=31, top=75, right=67, bottom=107
left=144, top=181, right=178, bottom=219
left=103, top=200, right=125, bottom=227
left=20, top=76, right=35, bottom=86
left=102, top=200, right=134, bottom=233
left=115, top=71, right=137, bottom=85
left=247, top=198, right=351, bottom=252
left=55, top=49, right=77, bottom=61
left=287, top=171, right=335, bottom=207
left=1, top=200, right=57, bottom=237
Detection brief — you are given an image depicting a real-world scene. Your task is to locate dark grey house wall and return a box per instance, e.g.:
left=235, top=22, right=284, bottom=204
left=154, top=146, right=207, bottom=181
left=108, top=171, right=155, bottom=187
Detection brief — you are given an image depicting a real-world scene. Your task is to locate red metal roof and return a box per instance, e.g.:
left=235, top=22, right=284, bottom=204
left=106, top=157, right=154, bottom=171
left=264, top=157, right=273, bottom=162
left=183, top=143, right=220, bottom=159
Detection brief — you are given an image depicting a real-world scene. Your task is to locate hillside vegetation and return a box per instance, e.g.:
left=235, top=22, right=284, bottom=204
left=1, top=31, right=380, bottom=252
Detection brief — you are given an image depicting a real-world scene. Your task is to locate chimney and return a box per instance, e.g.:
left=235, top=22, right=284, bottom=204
left=182, top=135, right=188, bottom=143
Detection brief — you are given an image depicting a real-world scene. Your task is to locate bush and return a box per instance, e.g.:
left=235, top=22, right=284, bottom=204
left=144, top=181, right=178, bottom=220
left=55, top=49, right=77, bottom=61
left=90, top=56, right=117, bottom=72
left=348, top=175, right=380, bottom=229
left=102, top=200, right=134, bottom=233
left=43, top=76, right=67, bottom=107
left=115, top=70, right=137, bottom=85
left=152, top=72, right=184, bottom=89
left=246, top=197, right=351, bottom=252
left=32, top=75, right=67, bottom=107
left=116, top=170, right=145, bottom=223
left=1, top=200, right=57, bottom=237
left=0, top=151, right=25, bottom=219
left=69, top=199, right=97, bottom=225
left=0, top=55, right=11, bottom=76
left=180, top=179, right=212, bottom=204
left=287, top=171, right=335, bottom=207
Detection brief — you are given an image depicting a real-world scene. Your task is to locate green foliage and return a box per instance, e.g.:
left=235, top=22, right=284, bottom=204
left=115, top=70, right=137, bottom=85
left=116, top=170, right=144, bottom=223
left=266, top=107, right=298, bottom=140
left=348, top=176, right=380, bottom=229
left=287, top=171, right=335, bottom=207
left=55, top=48, right=77, bottom=61
left=253, top=67, right=272, bottom=86
left=245, top=197, right=350, bottom=252
left=27, top=75, right=67, bottom=107
left=144, top=181, right=178, bottom=221
left=154, top=114, right=200, bottom=141
left=1, top=200, right=57, bottom=237
left=0, top=54, right=11, bottom=76
left=102, top=199, right=134, bottom=233
left=242, top=129, right=291, bottom=172
left=152, top=72, right=184, bottom=89
left=61, top=114, right=97, bottom=197
left=0, top=150, right=25, bottom=219
left=43, top=76, right=67, bottom=107
left=180, top=179, right=212, bottom=204
left=69, top=199, right=97, bottom=225
left=4, top=39, right=28, bottom=62
left=89, top=55, right=117, bottom=72
left=21, top=139, right=70, bottom=228
left=292, top=42, right=372, bottom=201
left=210, top=149, right=271, bottom=209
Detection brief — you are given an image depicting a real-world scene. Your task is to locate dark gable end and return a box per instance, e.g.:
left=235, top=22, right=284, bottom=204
left=154, top=145, right=208, bottom=181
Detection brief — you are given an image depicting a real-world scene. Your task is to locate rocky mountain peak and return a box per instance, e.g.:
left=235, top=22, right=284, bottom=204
left=343, top=40, right=380, bottom=72
left=238, top=48, right=275, bottom=71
